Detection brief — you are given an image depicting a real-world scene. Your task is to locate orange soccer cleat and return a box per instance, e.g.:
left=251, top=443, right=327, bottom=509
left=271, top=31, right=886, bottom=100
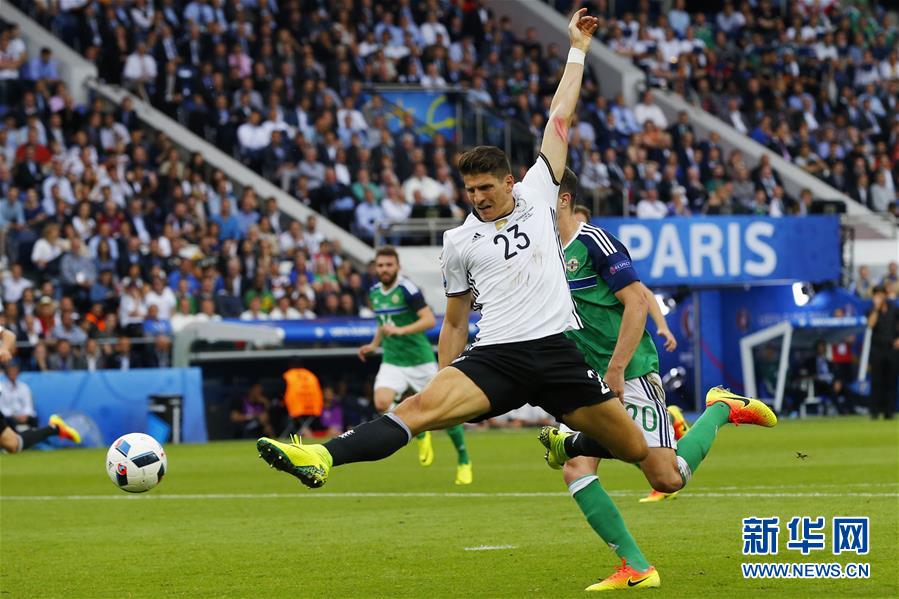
left=705, top=387, right=777, bottom=427
left=585, top=559, right=661, bottom=592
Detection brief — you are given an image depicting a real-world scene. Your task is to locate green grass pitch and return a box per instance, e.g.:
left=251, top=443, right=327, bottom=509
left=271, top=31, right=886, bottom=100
left=1, top=417, right=897, bottom=598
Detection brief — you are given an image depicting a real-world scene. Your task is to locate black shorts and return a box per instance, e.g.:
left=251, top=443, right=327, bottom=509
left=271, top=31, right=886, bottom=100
left=450, top=333, right=616, bottom=422
left=0, top=412, right=8, bottom=433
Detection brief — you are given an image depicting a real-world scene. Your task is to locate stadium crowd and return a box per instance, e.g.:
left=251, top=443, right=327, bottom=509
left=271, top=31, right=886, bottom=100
left=2, top=1, right=898, bottom=374
left=0, top=18, right=389, bottom=372
left=547, top=0, right=899, bottom=215
left=13, top=0, right=896, bottom=226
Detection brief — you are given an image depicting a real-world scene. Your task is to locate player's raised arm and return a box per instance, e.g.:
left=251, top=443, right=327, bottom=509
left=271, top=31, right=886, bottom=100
left=541, top=8, right=598, bottom=181
left=642, top=283, right=677, bottom=352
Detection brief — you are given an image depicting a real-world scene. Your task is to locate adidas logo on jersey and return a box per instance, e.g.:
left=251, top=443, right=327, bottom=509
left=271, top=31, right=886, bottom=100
left=472, top=232, right=484, bottom=241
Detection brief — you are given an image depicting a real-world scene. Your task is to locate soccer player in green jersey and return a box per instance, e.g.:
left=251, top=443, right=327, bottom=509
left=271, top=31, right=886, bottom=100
left=538, top=168, right=778, bottom=591
left=358, top=246, right=472, bottom=485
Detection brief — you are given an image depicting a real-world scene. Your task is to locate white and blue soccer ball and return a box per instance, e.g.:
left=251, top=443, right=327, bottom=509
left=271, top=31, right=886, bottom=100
left=106, top=433, right=167, bottom=493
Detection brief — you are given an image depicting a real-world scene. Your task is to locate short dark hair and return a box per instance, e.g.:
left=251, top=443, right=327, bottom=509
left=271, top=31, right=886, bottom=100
left=872, top=285, right=886, bottom=295
left=574, top=205, right=592, bottom=221
left=375, top=246, right=399, bottom=261
left=458, top=146, right=511, bottom=180
left=558, top=166, right=579, bottom=211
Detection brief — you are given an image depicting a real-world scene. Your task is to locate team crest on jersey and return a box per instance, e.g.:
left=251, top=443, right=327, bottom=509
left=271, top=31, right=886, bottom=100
left=566, top=257, right=580, bottom=272
left=495, top=219, right=508, bottom=230
left=391, top=294, right=400, bottom=303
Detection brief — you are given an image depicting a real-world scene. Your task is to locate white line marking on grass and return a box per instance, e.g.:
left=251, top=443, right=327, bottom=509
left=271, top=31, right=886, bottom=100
left=707, top=482, right=898, bottom=491
left=1, top=490, right=897, bottom=501
left=464, top=545, right=517, bottom=551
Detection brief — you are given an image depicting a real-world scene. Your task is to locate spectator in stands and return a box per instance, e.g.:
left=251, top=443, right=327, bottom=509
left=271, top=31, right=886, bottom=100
left=235, top=190, right=261, bottom=237
left=30, top=222, right=66, bottom=280
left=48, top=338, right=76, bottom=371
left=212, top=198, right=241, bottom=241
left=59, top=237, right=96, bottom=309
left=240, top=295, right=268, bottom=321
left=0, top=28, right=26, bottom=105
left=270, top=295, right=300, bottom=320
left=402, top=162, right=441, bottom=205
left=636, top=188, right=668, bottom=219
left=2, top=263, right=32, bottom=304
left=354, top=188, right=383, bottom=244
left=870, top=170, right=895, bottom=213
left=73, top=337, right=105, bottom=371
left=634, top=90, right=668, bottom=128
left=24, top=339, right=48, bottom=372
left=118, top=280, right=147, bottom=336
left=108, top=335, right=142, bottom=370
left=278, top=220, right=306, bottom=257
left=122, top=42, right=157, bottom=99
left=51, top=309, right=87, bottom=347
left=142, top=298, right=172, bottom=335
left=316, top=168, right=355, bottom=230
left=196, top=298, right=222, bottom=324
left=145, top=335, right=173, bottom=369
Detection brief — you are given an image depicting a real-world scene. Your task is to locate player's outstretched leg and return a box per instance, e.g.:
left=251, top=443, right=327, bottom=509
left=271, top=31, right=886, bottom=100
left=0, top=414, right=82, bottom=453
left=445, top=424, right=472, bottom=484
left=564, top=457, right=660, bottom=591
left=48, top=414, right=82, bottom=444
left=257, top=368, right=490, bottom=488
left=640, top=406, right=689, bottom=503
left=672, top=387, right=777, bottom=486
left=381, top=389, right=434, bottom=467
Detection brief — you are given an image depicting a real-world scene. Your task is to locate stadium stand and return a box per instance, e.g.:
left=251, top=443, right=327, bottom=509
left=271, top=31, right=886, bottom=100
left=1, top=0, right=896, bottom=379
left=542, top=0, right=898, bottom=214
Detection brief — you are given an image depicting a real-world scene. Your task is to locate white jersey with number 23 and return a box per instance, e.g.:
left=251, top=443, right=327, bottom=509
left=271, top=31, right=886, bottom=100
left=441, top=155, right=582, bottom=347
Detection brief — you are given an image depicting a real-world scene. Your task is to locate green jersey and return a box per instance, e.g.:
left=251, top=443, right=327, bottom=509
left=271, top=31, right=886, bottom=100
left=369, top=276, right=436, bottom=367
left=563, top=223, right=659, bottom=380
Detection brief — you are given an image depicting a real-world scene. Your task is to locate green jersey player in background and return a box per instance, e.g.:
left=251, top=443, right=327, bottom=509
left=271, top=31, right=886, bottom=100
left=538, top=168, right=779, bottom=591
left=358, top=246, right=472, bottom=485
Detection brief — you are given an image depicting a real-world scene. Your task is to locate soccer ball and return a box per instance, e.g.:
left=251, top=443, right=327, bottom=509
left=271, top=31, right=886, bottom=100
left=106, top=433, right=167, bottom=493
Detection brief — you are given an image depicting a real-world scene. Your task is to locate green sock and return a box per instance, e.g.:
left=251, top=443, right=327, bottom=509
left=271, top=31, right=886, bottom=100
left=675, top=402, right=730, bottom=478
left=445, top=424, right=469, bottom=465
left=571, top=476, right=651, bottom=571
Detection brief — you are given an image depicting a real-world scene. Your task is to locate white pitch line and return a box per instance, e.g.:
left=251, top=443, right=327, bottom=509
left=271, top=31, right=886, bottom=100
left=0, top=490, right=896, bottom=501
left=464, top=545, right=517, bottom=551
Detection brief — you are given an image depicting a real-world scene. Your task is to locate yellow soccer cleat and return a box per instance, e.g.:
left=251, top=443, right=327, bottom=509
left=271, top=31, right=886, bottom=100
left=418, top=431, right=434, bottom=467
left=638, top=489, right=678, bottom=503
left=586, top=560, right=661, bottom=592
left=666, top=405, right=689, bottom=441
left=706, top=387, right=778, bottom=427
left=257, top=434, right=332, bottom=488
left=49, top=414, right=81, bottom=444
left=455, top=462, right=473, bottom=485
left=538, top=426, right=573, bottom=470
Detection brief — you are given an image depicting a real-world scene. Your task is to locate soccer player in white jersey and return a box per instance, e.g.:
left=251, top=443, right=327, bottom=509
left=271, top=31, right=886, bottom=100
left=256, top=8, right=647, bottom=505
